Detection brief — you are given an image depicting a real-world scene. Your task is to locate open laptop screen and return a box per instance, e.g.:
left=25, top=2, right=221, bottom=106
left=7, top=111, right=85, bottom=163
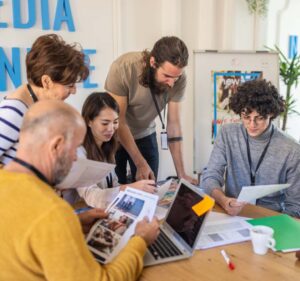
left=165, top=183, right=207, bottom=248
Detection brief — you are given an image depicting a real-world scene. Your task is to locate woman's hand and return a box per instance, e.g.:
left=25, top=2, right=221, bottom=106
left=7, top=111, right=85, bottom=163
left=120, top=180, right=157, bottom=193
left=77, top=208, right=107, bottom=234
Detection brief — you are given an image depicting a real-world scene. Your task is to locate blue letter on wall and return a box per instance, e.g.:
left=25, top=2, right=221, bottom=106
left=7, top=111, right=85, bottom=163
left=288, top=35, right=298, bottom=59
left=41, top=0, right=50, bottom=30
left=0, top=0, right=8, bottom=28
left=83, top=49, right=98, bottom=89
left=13, top=0, right=36, bottom=29
left=0, top=48, right=22, bottom=91
left=53, top=0, right=75, bottom=31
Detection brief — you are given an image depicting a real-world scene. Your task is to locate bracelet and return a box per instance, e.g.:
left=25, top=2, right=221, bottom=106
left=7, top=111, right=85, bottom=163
left=167, top=136, right=183, bottom=143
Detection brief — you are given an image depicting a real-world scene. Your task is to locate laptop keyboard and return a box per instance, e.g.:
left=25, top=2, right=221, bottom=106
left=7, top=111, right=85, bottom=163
left=148, top=229, right=183, bottom=260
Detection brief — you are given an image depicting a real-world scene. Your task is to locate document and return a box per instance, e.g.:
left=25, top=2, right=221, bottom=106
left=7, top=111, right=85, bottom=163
left=56, top=158, right=115, bottom=189
left=237, top=184, right=290, bottom=203
left=86, top=188, right=158, bottom=264
left=196, top=212, right=251, bottom=250
left=156, top=179, right=172, bottom=199
left=155, top=180, right=178, bottom=220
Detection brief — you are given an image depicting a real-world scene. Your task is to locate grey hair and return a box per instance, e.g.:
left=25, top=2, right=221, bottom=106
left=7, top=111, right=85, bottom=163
left=21, top=107, right=83, bottom=145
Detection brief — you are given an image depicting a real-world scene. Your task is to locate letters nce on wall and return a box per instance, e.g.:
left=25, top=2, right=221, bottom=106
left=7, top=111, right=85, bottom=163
left=0, top=0, right=99, bottom=91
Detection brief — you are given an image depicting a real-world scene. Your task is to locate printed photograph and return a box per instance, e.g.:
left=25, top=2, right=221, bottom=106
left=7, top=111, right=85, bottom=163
left=157, top=181, right=178, bottom=209
left=99, top=211, right=134, bottom=236
left=115, top=194, right=145, bottom=217
left=87, top=225, right=119, bottom=257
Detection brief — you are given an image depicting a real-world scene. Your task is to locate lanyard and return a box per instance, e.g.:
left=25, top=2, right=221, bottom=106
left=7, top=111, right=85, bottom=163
left=150, top=90, right=167, bottom=130
left=13, top=157, right=52, bottom=186
left=246, top=126, right=274, bottom=186
left=106, top=173, right=113, bottom=188
left=27, top=84, right=38, bottom=103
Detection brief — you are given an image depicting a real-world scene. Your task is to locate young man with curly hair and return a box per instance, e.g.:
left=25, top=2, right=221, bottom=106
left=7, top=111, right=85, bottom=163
left=202, top=79, right=300, bottom=218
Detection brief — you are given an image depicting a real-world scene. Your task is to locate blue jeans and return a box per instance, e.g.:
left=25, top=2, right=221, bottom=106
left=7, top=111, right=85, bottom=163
left=115, top=132, right=159, bottom=183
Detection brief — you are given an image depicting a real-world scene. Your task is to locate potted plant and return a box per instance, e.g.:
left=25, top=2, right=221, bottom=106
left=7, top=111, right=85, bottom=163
left=270, top=46, right=300, bottom=131
left=246, top=0, right=269, bottom=16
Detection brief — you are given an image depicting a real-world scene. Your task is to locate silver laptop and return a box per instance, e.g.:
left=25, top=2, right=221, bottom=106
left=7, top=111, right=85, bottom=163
left=144, top=179, right=213, bottom=266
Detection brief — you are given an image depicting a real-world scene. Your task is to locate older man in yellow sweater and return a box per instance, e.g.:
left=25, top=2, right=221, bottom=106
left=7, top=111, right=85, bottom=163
left=0, top=100, right=159, bottom=281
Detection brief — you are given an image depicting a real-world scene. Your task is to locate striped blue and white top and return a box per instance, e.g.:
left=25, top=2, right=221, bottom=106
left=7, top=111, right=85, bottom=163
left=0, top=98, right=28, bottom=165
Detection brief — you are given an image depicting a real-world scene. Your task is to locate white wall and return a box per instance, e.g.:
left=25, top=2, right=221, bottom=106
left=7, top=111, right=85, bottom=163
left=1, top=0, right=299, bottom=180
left=265, top=0, right=300, bottom=141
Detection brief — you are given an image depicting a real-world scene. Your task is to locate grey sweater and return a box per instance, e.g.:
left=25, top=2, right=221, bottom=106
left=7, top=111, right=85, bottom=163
left=201, top=123, right=300, bottom=218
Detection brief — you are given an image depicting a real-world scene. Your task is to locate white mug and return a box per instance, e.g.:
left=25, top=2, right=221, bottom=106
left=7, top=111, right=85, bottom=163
left=250, top=225, right=276, bottom=255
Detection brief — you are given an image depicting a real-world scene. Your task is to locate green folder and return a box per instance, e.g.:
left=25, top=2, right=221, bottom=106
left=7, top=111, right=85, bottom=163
left=247, top=214, right=300, bottom=252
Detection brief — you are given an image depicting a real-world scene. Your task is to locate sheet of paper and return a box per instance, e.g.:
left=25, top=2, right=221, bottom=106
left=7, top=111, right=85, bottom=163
left=56, top=158, right=115, bottom=189
left=154, top=180, right=178, bottom=220
left=196, top=211, right=251, bottom=250
left=237, top=184, right=290, bottom=203
left=156, top=179, right=172, bottom=199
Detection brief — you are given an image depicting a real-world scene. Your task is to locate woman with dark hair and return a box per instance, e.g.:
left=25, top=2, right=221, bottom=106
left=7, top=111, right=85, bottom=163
left=74, top=92, right=156, bottom=208
left=0, top=34, right=89, bottom=165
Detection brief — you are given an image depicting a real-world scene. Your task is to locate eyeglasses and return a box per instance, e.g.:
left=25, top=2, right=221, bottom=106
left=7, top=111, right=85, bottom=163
left=240, top=114, right=268, bottom=124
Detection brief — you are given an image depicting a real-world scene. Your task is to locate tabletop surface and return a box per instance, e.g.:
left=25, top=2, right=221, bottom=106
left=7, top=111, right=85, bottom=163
left=139, top=204, right=300, bottom=281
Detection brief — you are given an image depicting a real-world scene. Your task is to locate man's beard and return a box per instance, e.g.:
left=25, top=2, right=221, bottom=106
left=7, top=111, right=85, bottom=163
left=52, top=149, right=73, bottom=185
left=149, top=67, right=171, bottom=95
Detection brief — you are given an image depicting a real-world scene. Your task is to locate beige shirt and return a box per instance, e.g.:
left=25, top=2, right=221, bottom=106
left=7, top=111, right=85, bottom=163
left=105, top=52, right=186, bottom=139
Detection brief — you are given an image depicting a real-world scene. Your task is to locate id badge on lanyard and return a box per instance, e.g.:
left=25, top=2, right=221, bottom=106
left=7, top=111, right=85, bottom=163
left=161, top=131, right=168, bottom=150
left=151, top=90, right=168, bottom=150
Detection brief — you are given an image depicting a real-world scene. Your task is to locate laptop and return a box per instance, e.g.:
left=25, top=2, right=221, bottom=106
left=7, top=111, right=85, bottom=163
left=144, top=179, right=213, bottom=266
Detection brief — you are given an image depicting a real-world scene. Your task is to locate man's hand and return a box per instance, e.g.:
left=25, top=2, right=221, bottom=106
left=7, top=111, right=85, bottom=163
left=222, top=197, right=247, bottom=216
left=122, top=179, right=157, bottom=193
left=135, top=162, right=155, bottom=181
left=180, top=174, right=199, bottom=185
left=135, top=217, right=160, bottom=245
left=77, top=208, right=107, bottom=234
left=211, top=188, right=247, bottom=216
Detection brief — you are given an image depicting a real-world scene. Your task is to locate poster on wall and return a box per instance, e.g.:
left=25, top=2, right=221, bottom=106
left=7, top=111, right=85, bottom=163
left=211, top=71, right=263, bottom=142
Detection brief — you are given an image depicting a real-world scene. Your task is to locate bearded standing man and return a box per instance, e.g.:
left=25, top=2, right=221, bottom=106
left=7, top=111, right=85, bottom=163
left=105, top=36, right=197, bottom=184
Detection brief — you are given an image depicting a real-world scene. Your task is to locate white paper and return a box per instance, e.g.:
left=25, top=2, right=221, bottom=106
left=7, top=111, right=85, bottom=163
left=56, top=158, right=115, bottom=189
left=154, top=180, right=177, bottom=220
left=196, top=211, right=251, bottom=250
left=156, top=179, right=172, bottom=199
left=86, top=188, right=158, bottom=264
left=237, top=184, right=290, bottom=203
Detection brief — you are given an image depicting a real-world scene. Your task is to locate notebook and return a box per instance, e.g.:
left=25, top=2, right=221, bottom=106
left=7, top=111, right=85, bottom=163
left=247, top=214, right=300, bottom=252
left=144, top=179, right=214, bottom=266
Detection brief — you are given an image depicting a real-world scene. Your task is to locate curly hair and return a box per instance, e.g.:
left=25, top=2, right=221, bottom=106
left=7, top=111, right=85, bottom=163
left=26, top=34, right=89, bottom=86
left=82, top=92, right=119, bottom=163
left=229, top=79, right=285, bottom=120
left=139, top=36, right=188, bottom=88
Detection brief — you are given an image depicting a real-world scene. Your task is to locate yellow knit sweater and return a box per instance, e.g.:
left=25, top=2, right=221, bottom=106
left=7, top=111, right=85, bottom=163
left=0, top=170, right=147, bottom=281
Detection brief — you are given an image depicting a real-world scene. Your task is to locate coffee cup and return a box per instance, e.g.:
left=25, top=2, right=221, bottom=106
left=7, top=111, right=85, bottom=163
left=250, top=225, right=275, bottom=255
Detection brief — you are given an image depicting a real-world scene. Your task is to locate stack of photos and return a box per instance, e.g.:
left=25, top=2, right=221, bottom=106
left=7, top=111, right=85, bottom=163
left=86, top=187, right=158, bottom=263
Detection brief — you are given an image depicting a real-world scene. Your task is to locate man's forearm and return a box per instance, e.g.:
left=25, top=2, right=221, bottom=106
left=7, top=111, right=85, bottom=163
left=168, top=141, right=186, bottom=178
left=211, top=188, right=227, bottom=208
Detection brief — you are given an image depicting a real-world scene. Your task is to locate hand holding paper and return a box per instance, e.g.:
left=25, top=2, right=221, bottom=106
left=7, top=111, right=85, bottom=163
left=56, top=158, right=115, bottom=189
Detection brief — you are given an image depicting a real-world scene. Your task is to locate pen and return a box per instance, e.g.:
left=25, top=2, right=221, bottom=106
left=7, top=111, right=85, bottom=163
left=221, top=249, right=235, bottom=270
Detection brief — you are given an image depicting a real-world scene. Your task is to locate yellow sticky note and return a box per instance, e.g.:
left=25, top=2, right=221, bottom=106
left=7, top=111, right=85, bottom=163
left=192, top=195, right=215, bottom=216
